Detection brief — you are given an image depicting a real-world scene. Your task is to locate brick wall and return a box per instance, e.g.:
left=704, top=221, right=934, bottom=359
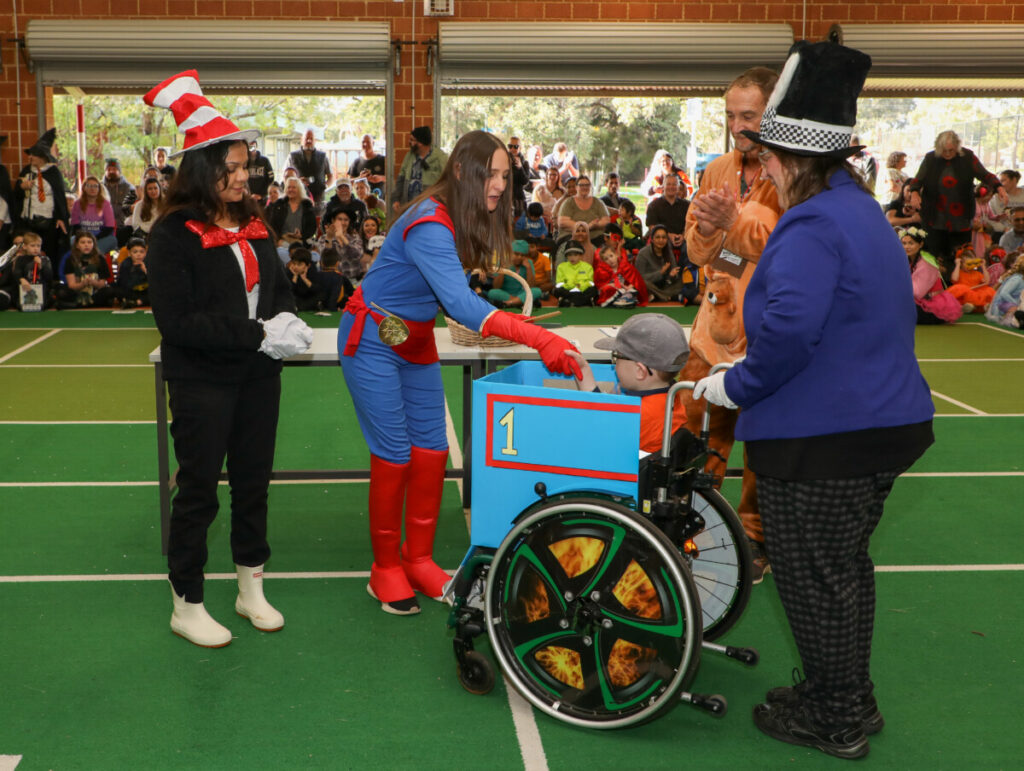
left=2, top=1, right=1023, bottom=170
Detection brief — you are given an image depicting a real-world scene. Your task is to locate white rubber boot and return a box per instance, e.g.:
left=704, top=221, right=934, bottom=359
left=170, top=583, right=232, bottom=648
left=235, top=565, right=284, bottom=632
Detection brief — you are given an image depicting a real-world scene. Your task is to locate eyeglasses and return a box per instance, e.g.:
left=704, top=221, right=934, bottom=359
left=611, top=350, right=653, bottom=375
left=758, top=149, right=775, bottom=163
left=508, top=144, right=519, bottom=149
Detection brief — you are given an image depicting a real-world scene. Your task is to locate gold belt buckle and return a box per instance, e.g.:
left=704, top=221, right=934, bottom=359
left=370, top=302, right=410, bottom=346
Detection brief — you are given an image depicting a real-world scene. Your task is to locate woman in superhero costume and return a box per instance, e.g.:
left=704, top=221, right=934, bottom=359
left=338, top=130, right=581, bottom=615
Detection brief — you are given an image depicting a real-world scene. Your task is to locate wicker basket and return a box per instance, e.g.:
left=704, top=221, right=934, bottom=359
left=446, top=268, right=534, bottom=346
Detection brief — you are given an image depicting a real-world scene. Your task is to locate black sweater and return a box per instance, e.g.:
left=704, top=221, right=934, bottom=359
left=147, top=209, right=296, bottom=383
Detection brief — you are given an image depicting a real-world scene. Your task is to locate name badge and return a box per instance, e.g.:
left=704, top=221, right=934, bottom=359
left=712, top=247, right=747, bottom=278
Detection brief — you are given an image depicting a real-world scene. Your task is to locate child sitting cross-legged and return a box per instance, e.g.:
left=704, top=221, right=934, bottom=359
left=566, top=313, right=690, bottom=453
left=552, top=243, right=597, bottom=307
left=594, top=243, right=648, bottom=308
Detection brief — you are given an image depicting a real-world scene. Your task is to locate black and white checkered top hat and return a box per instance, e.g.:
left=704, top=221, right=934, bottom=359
left=742, top=40, right=872, bottom=158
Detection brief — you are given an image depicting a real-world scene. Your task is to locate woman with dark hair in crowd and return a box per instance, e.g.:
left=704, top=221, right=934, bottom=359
left=884, top=179, right=923, bottom=230
left=338, top=129, right=580, bottom=616
left=694, top=42, right=933, bottom=760
left=57, top=230, right=122, bottom=307
left=635, top=223, right=683, bottom=301
left=144, top=70, right=312, bottom=648
left=129, top=177, right=165, bottom=238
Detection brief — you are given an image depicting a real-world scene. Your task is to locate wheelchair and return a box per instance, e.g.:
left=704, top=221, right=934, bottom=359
left=446, top=361, right=758, bottom=729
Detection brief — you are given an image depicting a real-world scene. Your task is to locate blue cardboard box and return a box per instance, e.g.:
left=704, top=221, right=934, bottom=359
left=469, top=361, right=641, bottom=549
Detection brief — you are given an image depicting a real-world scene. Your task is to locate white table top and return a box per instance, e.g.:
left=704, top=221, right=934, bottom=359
left=149, top=324, right=631, bottom=364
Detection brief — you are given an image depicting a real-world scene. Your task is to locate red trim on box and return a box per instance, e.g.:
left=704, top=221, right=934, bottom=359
left=484, top=393, right=640, bottom=482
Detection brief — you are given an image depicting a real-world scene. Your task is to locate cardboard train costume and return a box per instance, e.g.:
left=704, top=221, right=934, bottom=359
left=338, top=134, right=580, bottom=615
left=145, top=70, right=312, bottom=647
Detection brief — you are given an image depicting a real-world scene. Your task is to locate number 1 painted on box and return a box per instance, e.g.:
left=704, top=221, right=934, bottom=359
left=498, top=408, right=518, bottom=456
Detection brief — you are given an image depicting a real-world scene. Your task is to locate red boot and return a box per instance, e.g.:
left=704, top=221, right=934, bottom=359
left=367, top=454, right=419, bottom=615
left=400, top=446, right=452, bottom=601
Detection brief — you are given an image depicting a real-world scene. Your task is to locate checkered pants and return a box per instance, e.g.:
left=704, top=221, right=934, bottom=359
left=758, top=467, right=906, bottom=726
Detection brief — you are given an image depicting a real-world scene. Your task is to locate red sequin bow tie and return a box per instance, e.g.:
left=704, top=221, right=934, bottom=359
left=185, top=217, right=268, bottom=292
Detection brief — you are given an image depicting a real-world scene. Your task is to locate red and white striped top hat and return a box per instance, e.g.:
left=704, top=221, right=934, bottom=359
left=144, top=70, right=259, bottom=159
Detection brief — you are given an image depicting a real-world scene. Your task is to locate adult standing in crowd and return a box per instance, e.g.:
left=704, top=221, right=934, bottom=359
left=339, top=130, right=580, bottom=616
left=348, top=134, right=387, bottom=196
left=909, top=130, right=1007, bottom=273
left=394, top=126, right=447, bottom=211
left=645, top=174, right=689, bottom=253
left=246, top=141, right=275, bottom=202
left=144, top=69, right=312, bottom=648
left=556, top=175, right=610, bottom=244
left=289, top=128, right=333, bottom=208
left=155, top=147, right=176, bottom=180
left=507, top=136, right=531, bottom=218
left=531, top=165, right=565, bottom=225
left=102, top=158, right=134, bottom=244
left=600, top=171, right=625, bottom=211
left=543, top=142, right=580, bottom=185
left=992, top=169, right=1024, bottom=222
left=694, top=42, right=934, bottom=760
left=14, top=129, right=70, bottom=264
left=683, top=65, right=781, bottom=580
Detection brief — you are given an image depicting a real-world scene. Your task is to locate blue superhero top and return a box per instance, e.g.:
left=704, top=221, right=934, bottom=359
left=358, top=197, right=496, bottom=330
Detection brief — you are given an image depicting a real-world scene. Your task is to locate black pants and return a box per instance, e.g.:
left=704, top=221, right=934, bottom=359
left=167, top=375, right=281, bottom=602
left=923, top=229, right=970, bottom=278
left=757, top=468, right=905, bottom=727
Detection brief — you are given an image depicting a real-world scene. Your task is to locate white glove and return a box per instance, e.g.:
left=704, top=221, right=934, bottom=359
left=693, top=370, right=738, bottom=409
left=259, top=312, right=314, bottom=360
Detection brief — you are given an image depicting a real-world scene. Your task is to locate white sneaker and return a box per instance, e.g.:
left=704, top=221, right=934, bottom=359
left=235, top=565, right=285, bottom=632
left=170, top=583, right=232, bottom=648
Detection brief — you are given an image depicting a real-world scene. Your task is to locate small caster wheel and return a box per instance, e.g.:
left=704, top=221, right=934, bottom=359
left=707, top=694, right=728, bottom=717
left=457, top=650, right=496, bottom=695
left=738, top=647, right=760, bottom=666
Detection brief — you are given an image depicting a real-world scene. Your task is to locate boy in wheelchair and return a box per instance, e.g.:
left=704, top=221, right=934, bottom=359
left=566, top=312, right=690, bottom=453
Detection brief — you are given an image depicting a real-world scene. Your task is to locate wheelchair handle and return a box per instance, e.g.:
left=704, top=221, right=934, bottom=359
left=660, top=362, right=734, bottom=459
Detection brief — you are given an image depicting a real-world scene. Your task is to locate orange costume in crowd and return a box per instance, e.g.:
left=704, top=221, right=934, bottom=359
left=949, top=255, right=996, bottom=311
left=682, top=148, right=782, bottom=541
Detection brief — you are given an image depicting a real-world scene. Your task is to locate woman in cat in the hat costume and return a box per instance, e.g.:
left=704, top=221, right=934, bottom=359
left=145, top=70, right=313, bottom=648
left=694, top=42, right=934, bottom=759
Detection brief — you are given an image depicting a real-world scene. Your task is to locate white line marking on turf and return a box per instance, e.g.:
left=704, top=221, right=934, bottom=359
left=0, top=420, right=156, bottom=425
left=902, top=471, right=1024, bottom=478
left=918, top=357, right=1024, bottom=362
left=934, top=413, right=1024, bottom=418
left=0, top=755, right=23, bottom=771
left=930, top=389, right=986, bottom=415
left=0, top=329, right=60, bottom=364
left=503, top=681, right=549, bottom=771
left=3, top=566, right=1021, bottom=584
left=962, top=321, right=1024, bottom=339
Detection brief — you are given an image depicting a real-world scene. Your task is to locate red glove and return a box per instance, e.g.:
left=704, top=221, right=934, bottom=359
left=481, top=311, right=583, bottom=379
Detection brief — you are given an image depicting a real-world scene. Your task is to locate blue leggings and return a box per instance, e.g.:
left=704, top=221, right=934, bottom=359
left=338, top=312, right=447, bottom=464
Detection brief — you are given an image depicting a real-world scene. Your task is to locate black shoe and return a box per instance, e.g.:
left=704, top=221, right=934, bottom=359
left=748, top=539, right=771, bottom=585
left=366, top=584, right=420, bottom=615
left=767, top=671, right=885, bottom=736
left=753, top=701, right=869, bottom=760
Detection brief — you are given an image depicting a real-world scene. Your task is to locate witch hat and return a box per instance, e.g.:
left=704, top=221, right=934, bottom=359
left=25, top=128, right=58, bottom=163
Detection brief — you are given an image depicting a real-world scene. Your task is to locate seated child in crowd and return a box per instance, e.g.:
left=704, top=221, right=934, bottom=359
left=949, top=243, right=995, bottom=314
left=985, top=246, right=1008, bottom=286
left=116, top=237, right=150, bottom=307
left=57, top=230, right=122, bottom=308
left=618, top=199, right=645, bottom=252
left=985, top=254, right=1024, bottom=328
left=363, top=234, right=385, bottom=274
left=528, top=241, right=553, bottom=297
left=318, top=247, right=355, bottom=311
left=594, top=243, right=647, bottom=308
left=488, top=239, right=542, bottom=309
left=902, top=226, right=961, bottom=324
left=566, top=313, right=690, bottom=454
left=7, top=231, right=55, bottom=310
left=553, top=243, right=597, bottom=307
left=515, top=202, right=552, bottom=243
left=287, top=247, right=321, bottom=312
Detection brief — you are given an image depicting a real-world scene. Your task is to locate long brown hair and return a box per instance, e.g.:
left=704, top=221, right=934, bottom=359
left=407, top=130, right=513, bottom=271
left=139, top=178, right=164, bottom=223
left=158, top=140, right=266, bottom=228
left=775, top=151, right=873, bottom=209
left=68, top=229, right=103, bottom=273
left=75, top=175, right=107, bottom=210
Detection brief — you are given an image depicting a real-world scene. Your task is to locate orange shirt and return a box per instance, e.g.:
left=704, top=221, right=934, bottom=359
left=684, top=150, right=782, bottom=366
left=531, top=253, right=551, bottom=286
left=639, top=391, right=688, bottom=454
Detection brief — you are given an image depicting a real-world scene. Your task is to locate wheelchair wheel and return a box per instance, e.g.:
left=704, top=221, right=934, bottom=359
left=485, top=497, right=702, bottom=729
left=685, top=489, right=752, bottom=641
